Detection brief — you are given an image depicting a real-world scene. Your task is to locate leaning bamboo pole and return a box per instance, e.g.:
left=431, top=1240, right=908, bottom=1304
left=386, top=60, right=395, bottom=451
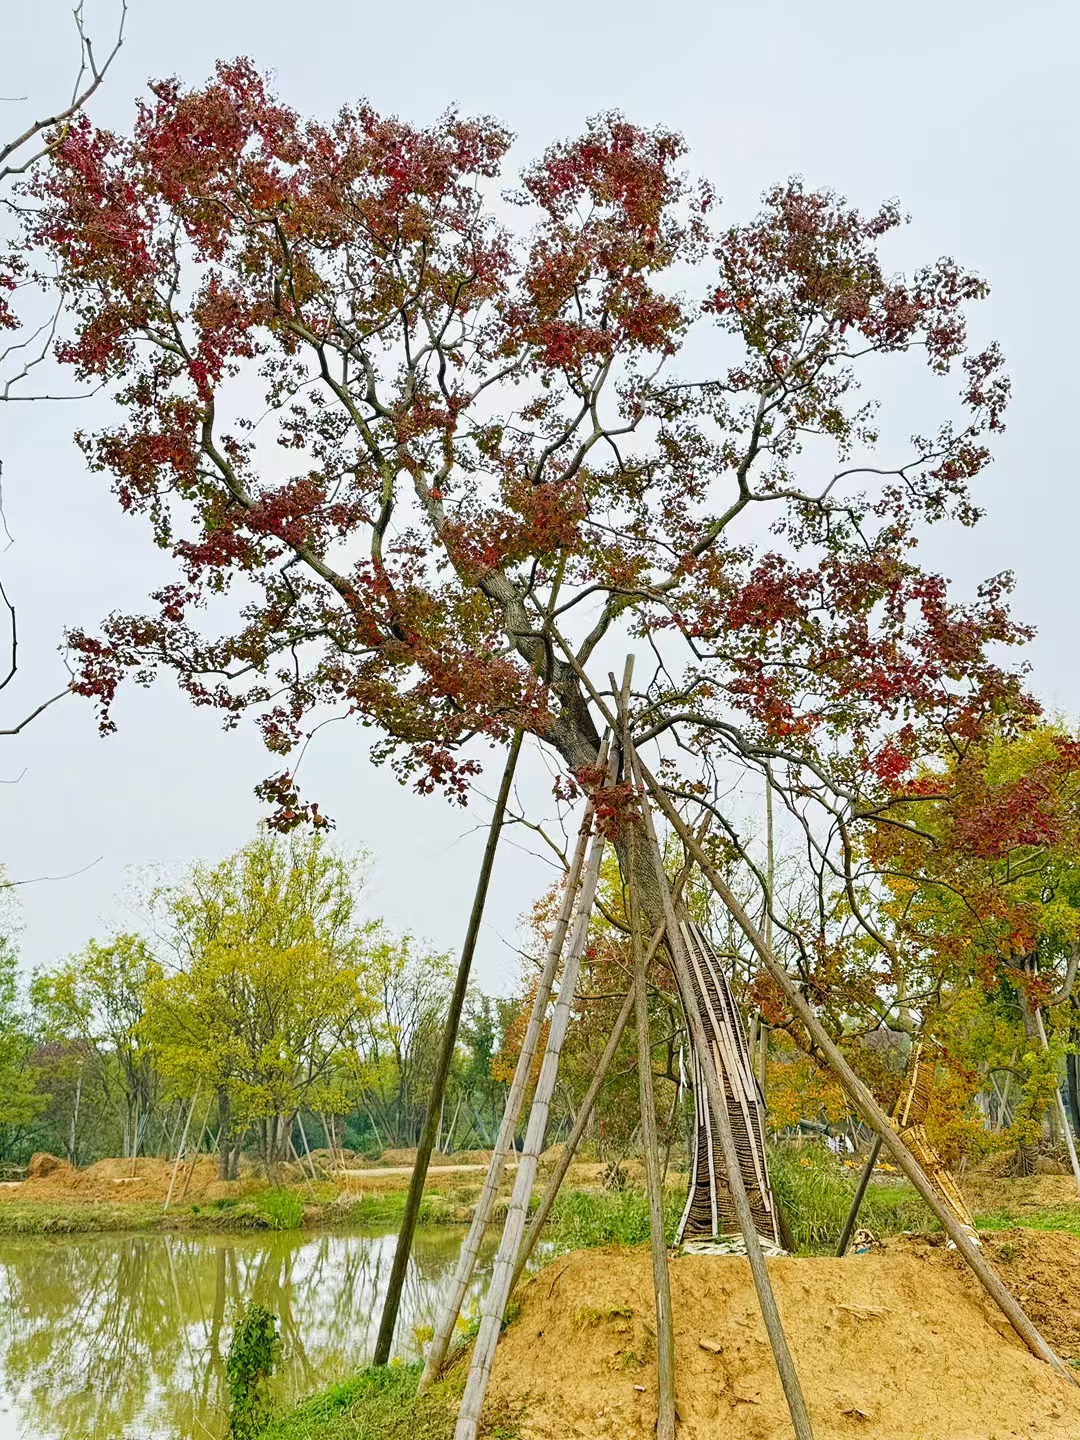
left=164, top=1084, right=201, bottom=1215
left=509, top=840, right=701, bottom=1294
left=511, top=982, right=636, bottom=1290
left=374, top=727, right=525, bottom=1366
left=630, top=744, right=815, bottom=1440
left=626, top=793, right=676, bottom=1440
left=178, top=1094, right=214, bottom=1203
left=419, top=753, right=603, bottom=1390
left=454, top=760, right=613, bottom=1440
left=635, top=752, right=1077, bottom=1385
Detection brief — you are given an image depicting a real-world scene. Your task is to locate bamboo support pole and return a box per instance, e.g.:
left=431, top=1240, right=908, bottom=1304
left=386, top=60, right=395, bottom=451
left=635, top=752, right=1076, bottom=1385
left=374, top=727, right=525, bottom=1367
left=420, top=758, right=603, bottom=1390
left=1034, top=1008, right=1080, bottom=1194
left=454, top=766, right=612, bottom=1440
left=509, top=847, right=699, bottom=1294
left=835, top=1136, right=883, bottom=1256
left=179, top=1096, right=213, bottom=1203
left=539, top=622, right=1073, bottom=1383
left=512, top=982, right=636, bottom=1290
left=630, top=745, right=815, bottom=1440
left=615, top=657, right=675, bottom=1440
left=627, top=824, right=676, bottom=1435
left=164, top=1085, right=200, bottom=1214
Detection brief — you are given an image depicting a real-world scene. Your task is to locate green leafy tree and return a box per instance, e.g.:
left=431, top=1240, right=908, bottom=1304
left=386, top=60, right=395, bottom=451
left=144, top=831, right=377, bottom=1172
left=346, top=935, right=455, bottom=1149
left=32, top=934, right=162, bottom=1159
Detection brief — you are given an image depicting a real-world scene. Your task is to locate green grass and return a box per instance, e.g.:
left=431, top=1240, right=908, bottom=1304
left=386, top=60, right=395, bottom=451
left=257, top=1189, right=306, bottom=1231
left=256, top=1362, right=522, bottom=1440
left=538, top=1151, right=935, bottom=1258
left=0, top=1201, right=170, bottom=1236
left=542, top=1186, right=682, bottom=1252
left=0, top=1188, right=463, bottom=1237
left=974, top=1206, right=1080, bottom=1237
left=768, top=1145, right=934, bottom=1253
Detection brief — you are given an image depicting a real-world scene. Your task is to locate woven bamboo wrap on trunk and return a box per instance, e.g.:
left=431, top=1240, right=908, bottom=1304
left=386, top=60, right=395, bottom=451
left=894, top=1047, right=977, bottom=1233
left=677, top=920, right=780, bottom=1246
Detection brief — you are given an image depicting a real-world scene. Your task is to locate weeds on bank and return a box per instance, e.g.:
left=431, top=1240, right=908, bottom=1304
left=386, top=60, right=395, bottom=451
left=768, top=1145, right=933, bottom=1253
left=543, top=1186, right=682, bottom=1252
left=256, top=1362, right=522, bottom=1440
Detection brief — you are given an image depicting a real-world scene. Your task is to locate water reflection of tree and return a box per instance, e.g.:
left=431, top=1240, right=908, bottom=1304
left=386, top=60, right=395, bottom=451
left=0, top=1227, right=490, bottom=1439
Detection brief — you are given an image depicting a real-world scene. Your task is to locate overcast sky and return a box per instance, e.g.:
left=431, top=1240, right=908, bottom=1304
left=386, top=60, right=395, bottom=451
left=1, top=0, right=1077, bottom=988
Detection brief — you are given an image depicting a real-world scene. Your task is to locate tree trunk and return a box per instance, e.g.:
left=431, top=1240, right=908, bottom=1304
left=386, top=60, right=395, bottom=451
left=217, top=1091, right=232, bottom=1181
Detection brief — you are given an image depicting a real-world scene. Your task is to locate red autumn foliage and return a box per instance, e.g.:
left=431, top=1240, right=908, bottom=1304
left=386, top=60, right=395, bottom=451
left=24, top=59, right=1033, bottom=824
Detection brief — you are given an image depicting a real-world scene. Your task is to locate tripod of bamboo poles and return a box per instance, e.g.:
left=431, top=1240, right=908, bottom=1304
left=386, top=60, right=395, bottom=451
left=447, top=656, right=815, bottom=1440
left=548, top=631, right=1075, bottom=1385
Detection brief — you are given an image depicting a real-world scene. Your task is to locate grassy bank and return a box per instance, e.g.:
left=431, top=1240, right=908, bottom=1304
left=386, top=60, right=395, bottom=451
left=257, top=1365, right=476, bottom=1440
left=0, top=1188, right=464, bottom=1237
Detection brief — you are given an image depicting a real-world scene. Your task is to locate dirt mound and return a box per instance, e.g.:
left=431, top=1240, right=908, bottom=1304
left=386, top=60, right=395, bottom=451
left=3, top=1154, right=263, bottom=1203
left=886, top=1228, right=1080, bottom=1361
left=373, top=1147, right=494, bottom=1168
left=486, top=1246, right=1080, bottom=1439
left=26, top=1152, right=71, bottom=1179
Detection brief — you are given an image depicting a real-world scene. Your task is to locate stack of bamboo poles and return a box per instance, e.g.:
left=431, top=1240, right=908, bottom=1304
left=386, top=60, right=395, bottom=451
left=421, top=647, right=1074, bottom=1440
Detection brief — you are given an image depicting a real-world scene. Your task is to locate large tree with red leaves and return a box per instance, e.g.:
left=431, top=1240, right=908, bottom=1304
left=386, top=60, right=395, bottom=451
left=27, top=56, right=1030, bottom=933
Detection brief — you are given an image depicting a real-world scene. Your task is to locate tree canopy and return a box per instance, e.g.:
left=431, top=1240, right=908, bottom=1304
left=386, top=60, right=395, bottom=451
left=26, top=59, right=1027, bottom=868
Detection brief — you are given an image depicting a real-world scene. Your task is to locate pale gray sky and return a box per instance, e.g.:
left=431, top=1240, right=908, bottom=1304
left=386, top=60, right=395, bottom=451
left=2, top=0, right=1077, bottom=987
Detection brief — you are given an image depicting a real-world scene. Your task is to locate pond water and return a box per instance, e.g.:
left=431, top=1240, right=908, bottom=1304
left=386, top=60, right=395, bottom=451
left=0, top=1224, right=490, bottom=1440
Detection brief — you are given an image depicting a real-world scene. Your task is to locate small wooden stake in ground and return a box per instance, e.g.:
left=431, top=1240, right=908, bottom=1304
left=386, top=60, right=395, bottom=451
left=454, top=760, right=612, bottom=1440
left=836, top=1136, right=883, bottom=1257
left=374, top=727, right=524, bottom=1367
left=420, top=760, right=602, bottom=1391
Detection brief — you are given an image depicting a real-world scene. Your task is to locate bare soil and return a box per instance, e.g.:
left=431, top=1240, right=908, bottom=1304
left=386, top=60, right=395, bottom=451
left=486, top=1234, right=1080, bottom=1440
left=9, top=1153, right=264, bottom=1203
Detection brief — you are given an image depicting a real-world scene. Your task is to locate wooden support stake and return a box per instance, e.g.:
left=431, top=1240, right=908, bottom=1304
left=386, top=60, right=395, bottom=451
left=835, top=1136, right=882, bottom=1257
left=420, top=762, right=602, bottom=1390
left=454, top=760, right=613, bottom=1440
left=630, top=744, right=815, bottom=1440
left=164, top=1085, right=200, bottom=1215
left=374, top=727, right=525, bottom=1367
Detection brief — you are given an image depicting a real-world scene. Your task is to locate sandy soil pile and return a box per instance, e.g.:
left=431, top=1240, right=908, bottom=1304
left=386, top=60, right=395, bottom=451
left=887, top=1229, right=1080, bottom=1362
left=7, top=1153, right=262, bottom=1202
left=486, top=1238, right=1080, bottom=1439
